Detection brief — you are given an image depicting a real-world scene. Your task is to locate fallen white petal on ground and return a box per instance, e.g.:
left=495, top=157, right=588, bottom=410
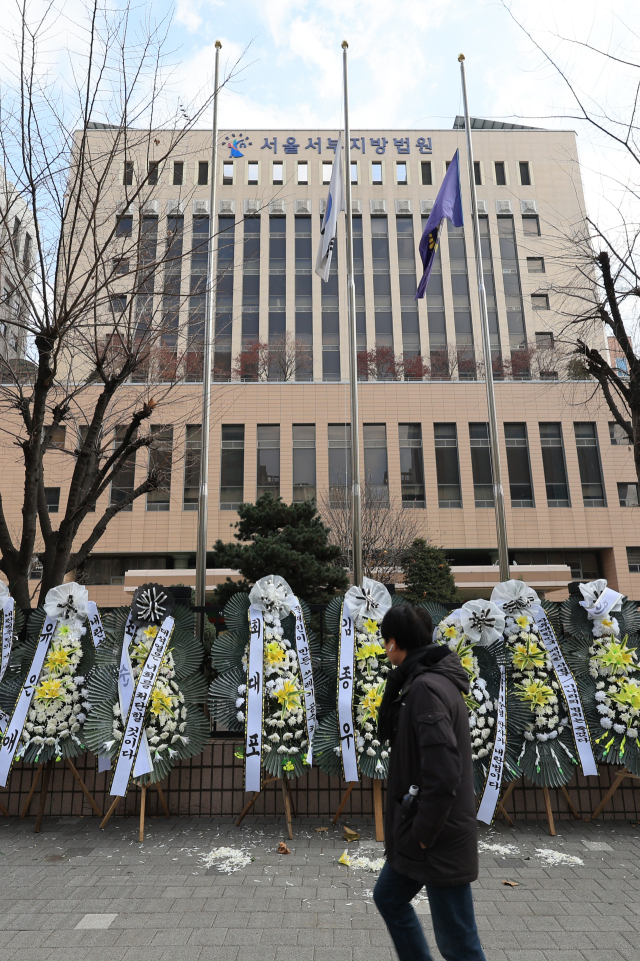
left=199, top=846, right=252, bottom=873
left=478, top=842, right=522, bottom=857
left=535, top=847, right=584, bottom=866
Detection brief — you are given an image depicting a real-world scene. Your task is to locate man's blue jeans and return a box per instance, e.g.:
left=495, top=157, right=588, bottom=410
left=373, top=861, right=486, bottom=961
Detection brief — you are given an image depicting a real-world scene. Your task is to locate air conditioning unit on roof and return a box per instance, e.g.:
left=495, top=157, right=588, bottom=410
left=476, top=199, right=487, bottom=215
left=269, top=199, right=286, bottom=214
left=218, top=199, right=235, bottom=214
left=520, top=199, right=538, bottom=214
left=193, top=199, right=210, bottom=215
left=370, top=199, right=387, bottom=214
left=395, top=199, right=412, bottom=214
left=244, top=198, right=260, bottom=214
left=420, top=199, right=434, bottom=214
left=166, top=199, right=185, bottom=215
left=496, top=199, right=512, bottom=214
left=295, top=199, right=311, bottom=214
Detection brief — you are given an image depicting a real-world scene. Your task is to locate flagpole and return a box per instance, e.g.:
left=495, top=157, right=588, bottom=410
left=195, top=40, right=222, bottom=639
left=341, top=41, right=363, bottom=588
left=458, top=53, right=510, bottom=582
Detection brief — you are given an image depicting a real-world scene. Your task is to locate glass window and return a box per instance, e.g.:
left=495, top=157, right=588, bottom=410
left=328, top=424, right=351, bottom=506
left=197, top=161, right=209, bottom=185
left=297, top=161, right=308, bottom=184
left=519, top=161, right=531, bottom=185
left=48, top=425, right=66, bottom=450
left=272, top=162, right=284, bottom=185
left=473, top=161, right=481, bottom=186
left=505, top=423, right=534, bottom=507
left=123, top=161, right=134, bottom=186
left=293, top=425, right=316, bottom=502
left=609, top=422, right=631, bottom=445
left=257, top=425, right=280, bottom=499
left=396, top=162, right=407, bottom=185
left=147, top=161, right=159, bottom=185
left=183, top=425, right=201, bottom=510
left=539, top=423, right=570, bottom=507
left=522, top=215, right=540, bottom=236
left=350, top=162, right=358, bottom=185
left=627, top=547, right=640, bottom=572
left=220, top=425, right=244, bottom=510
left=110, top=426, right=136, bottom=511
left=536, top=332, right=554, bottom=349
left=322, top=161, right=333, bottom=184
left=619, top=483, right=639, bottom=507
left=434, top=424, right=461, bottom=508
left=147, top=426, right=173, bottom=511
left=399, top=423, right=425, bottom=508
left=223, top=162, right=233, bottom=185
left=372, top=162, right=383, bottom=185
left=494, top=161, right=506, bottom=185
left=469, top=423, right=494, bottom=508
left=248, top=161, right=259, bottom=185
left=173, top=161, right=184, bottom=186
left=531, top=294, right=549, bottom=310
left=527, top=257, right=545, bottom=273
left=421, top=161, right=432, bottom=186
left=45, top=487, right=60, bottom=513
left=575, top=423, right=606, bottom=506
left=363, top=425, right=389, bottom=505
left=115, top=215, right=132, bottom=238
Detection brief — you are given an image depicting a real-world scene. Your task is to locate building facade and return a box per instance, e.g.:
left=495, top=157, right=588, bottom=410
left=11, top=121, right=640, bottom=603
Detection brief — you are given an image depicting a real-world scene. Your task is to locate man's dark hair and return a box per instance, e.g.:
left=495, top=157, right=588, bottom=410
left=380, top=603, right=433, bottom=651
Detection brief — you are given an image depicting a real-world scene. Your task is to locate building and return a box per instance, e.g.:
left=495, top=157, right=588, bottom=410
left=0, top=166, right=34, bottom=365
left=11, top=121, right=640, bottom=603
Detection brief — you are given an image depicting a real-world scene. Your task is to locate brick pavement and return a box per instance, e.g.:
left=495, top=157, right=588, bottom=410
left=0, top=812, right=638, bottom=961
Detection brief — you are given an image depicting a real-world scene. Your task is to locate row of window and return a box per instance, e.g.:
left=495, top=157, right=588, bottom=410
left=42, top=419, right=637, bottom=515
left=123, top=158, right=535, bottom=189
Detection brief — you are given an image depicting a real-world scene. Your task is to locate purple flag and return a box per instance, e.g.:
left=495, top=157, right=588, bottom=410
left=416, top=149, right=464, bottom=299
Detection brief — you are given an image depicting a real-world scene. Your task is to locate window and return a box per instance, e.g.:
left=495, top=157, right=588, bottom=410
left=421, top=161, right=432, bottom=186
left=575, top=423, right=606, bottom=506
left=616, top=357, right=629, bottom=377
left=220, top=425, right=244, bottom=510
left=619, top=483, right=639, bottom=507
left=539, top=423, right=570, bottom=507
left=350, top=162, right=358, bottom=185
left=396, top=162, right=407, bottom=185
left=223, top=162, right=233, bottom=185
left=248, top=161, right=259, bottom=185
left=609, top=422, right=631, bottom=445
left=519, top=161, right=531, bottom=186
left=173, top=161, right=184, bottom=186
left=113, top=258, right=129, bottom=275
left=469, top=423, right=494, bottom=507
left=531, top=294, right=549, bottom=310
left=297, top=161, right=308, bottom=185
left=399, top=424, right=425, bottom=508
left=293, top=425, right=315, bottom=502
left=364, top=425, right=389, bottom=505
left=522, top=215, right=540, bottom=236
left=123, top=161, right=134, bottom=186
left=272, top=161, right=284, bottom=185
left=505, top=423, right=534, bottom=507
left=110, top=426, right=136, bottom=511
left=371, top=162, right=383, bottom=185
left=23, top=232, right=32, bottom=267
left=110, top=294, right=127, bottom=315
left=535, top=332, right=554, bottom=349
left=147, top=426, right=173, bottom=511
left=494, top=161, right=506, bottom=186
left=45, top=487, right=60, bottom=513
left=183, top=425, right=201, bottom=510
left=115, top=215, right=132, bottom=238
left=257, top=425, right=280, bottom=499
left=48, top=425, right=66, bottom=450
left=197, top=161, right=209, bottom=185
left=322, top=161, right=333, bottom=184
left=627, top=547, right=640, bottom=572
left=328, top=424, right=351, bottom=506
left=434, top=424, right=462, bottom=508
left=147, top=161, right=159, bottom=185
left=473, top=161, right=481, bottom=186
left=527, top=257, right=545, bottom=273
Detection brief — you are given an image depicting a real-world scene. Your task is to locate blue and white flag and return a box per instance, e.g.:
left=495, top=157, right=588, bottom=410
left=416, top=149, right=464, bottom=299
left=315, top=134, right=345, bottom=281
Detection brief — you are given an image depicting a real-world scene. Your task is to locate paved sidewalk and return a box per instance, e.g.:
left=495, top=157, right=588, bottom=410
left=0, top=812, right=638, bottom=961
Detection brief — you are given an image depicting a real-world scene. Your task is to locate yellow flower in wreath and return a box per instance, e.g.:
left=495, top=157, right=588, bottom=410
left=275, top=679, right=303, bottom=717
left=356, top=640, right=385, bottom=662
left=150, top=688, right=176, bottom=717
left=609, top=678, right=640, bottom=713
left=593, top=637, right=638, bottom=676
left=442, top=624, right=459, bottom=640
left=265, top=642, right=286, bottom=667
left=360, top=683, right=385, bottom=724
left=363, top=618, right=380, bottom=635
left=515, top=614, right=531, bottom=630
left=35, top=678, right=66, bottom=704
left=44, top=646, right=71, bottom=673
left=512, top=640, right=546, bottom=673
left=515, top=677, right=555, bottom=710
left=143, top=625, right=160, bottom=640
left=282, top=760, right=295, bottom=771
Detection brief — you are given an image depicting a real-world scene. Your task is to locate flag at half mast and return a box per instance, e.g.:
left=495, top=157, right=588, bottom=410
left=415, top=148, right=464, bottom=299
left=315, top=134, right=345, bottom=280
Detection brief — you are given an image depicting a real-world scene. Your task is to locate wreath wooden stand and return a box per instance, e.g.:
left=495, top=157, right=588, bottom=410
left=20, top=758, right=103, bottom=832
left=235, top=777, right=297, bottom=840
left=591, top=767, right=640, bottom=819
left=496, top=776, right=580, bottom=836
left=332, top=779, right=384, bottom=842
left=100, top=780, right=171, bottom=842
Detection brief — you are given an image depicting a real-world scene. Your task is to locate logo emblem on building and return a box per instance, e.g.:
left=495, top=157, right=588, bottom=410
left=222, top=133, right=252, bottom=158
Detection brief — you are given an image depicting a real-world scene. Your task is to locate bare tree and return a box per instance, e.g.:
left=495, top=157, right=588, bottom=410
left=0, top=0, right=242, bottom=605
left=318, top=484, right=418, bottom=583
left=231, top=334, right=313, bottom=382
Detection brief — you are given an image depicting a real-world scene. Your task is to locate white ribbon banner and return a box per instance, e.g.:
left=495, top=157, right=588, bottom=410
left=0, top=597, right=15, bottom=684
left=245, top=605, right=265, bottom=792
left=584, top=586, right=623, bottom=621
left=338, top=606, right=359, bottom=783
left=290, top=601, right=318, bottom=765
left=86, top=601, right=106, bottom=648
left=476, top=665, right=507, bottom=824
left=532, top=604, right=598, bottom=777
left=110, top=615, right=175, bottom=796
left=114, top=614, right=154, bottom=779
left=0, top=616, right=57, bottom=786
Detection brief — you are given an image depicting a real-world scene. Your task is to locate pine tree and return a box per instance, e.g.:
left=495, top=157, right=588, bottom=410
left=210, top=494, right=349, bottom=605
left=401, top=538, right=458, bottom=604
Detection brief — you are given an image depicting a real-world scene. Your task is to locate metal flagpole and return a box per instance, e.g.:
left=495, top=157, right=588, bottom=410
left=195, top=40, right=222, bottom=639
left=341, top=41, right=363, bottom=588
left=458, top=53, right=510, bottom=582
